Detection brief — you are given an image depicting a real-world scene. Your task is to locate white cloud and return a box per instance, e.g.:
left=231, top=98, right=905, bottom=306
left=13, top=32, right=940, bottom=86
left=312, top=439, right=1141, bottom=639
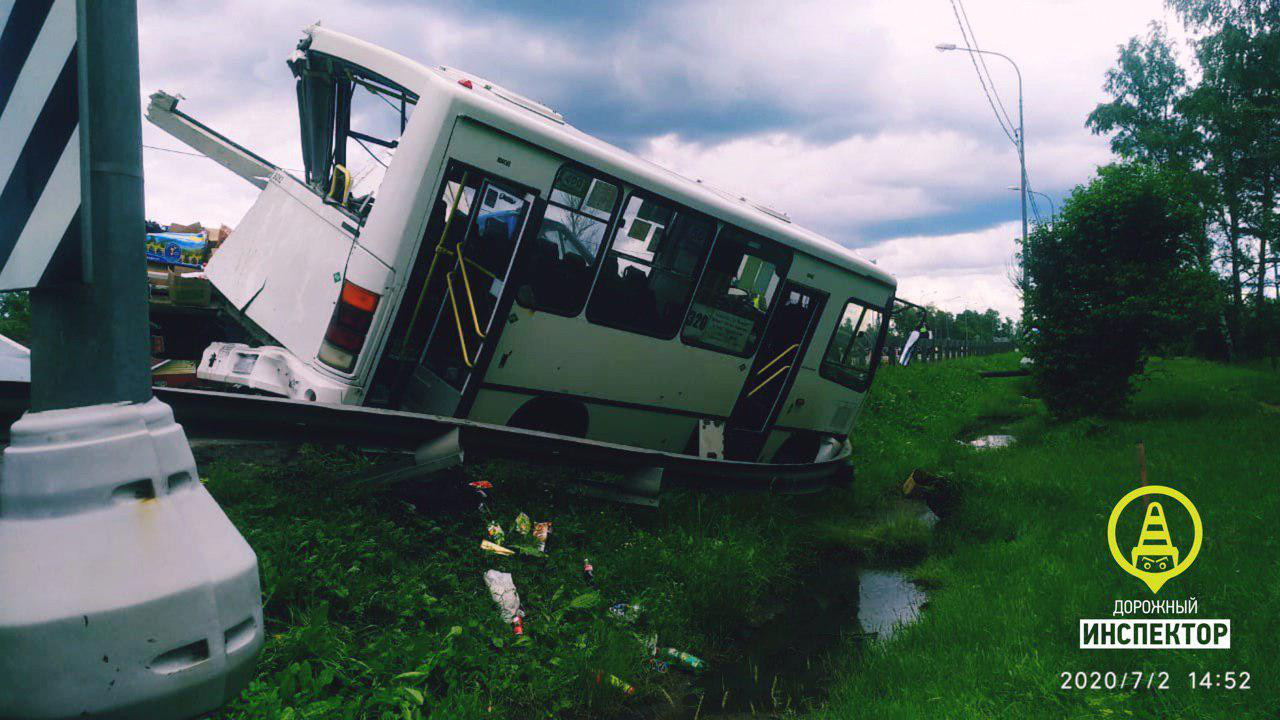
left=860, top=221, right=1023, bottom=317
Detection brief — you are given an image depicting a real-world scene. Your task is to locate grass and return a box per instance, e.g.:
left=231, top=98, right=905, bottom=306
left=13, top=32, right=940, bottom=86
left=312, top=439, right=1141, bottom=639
left=199, top=353, right=1280, bottom=718
left=815, top=356, right=1280, bottom=720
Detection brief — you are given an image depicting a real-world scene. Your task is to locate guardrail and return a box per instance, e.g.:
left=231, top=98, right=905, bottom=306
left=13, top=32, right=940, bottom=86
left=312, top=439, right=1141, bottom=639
left=886, top=339, right=1016, bottom=364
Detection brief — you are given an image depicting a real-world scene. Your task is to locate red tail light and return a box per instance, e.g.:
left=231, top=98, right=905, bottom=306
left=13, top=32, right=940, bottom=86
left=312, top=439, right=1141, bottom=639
left=318, top=280, right=380, bottom=372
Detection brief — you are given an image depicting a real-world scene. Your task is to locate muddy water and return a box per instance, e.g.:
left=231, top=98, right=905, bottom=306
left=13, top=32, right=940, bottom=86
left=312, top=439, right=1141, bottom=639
left=683, top=564, right=927, bottom=717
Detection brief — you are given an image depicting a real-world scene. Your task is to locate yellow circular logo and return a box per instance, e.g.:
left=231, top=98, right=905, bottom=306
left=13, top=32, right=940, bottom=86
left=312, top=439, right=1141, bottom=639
left=1107, top=486, right=1201, bottom=594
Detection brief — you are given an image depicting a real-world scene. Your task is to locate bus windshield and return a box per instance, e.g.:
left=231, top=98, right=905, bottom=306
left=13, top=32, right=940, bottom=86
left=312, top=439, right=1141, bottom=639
left=289, top=50, right=418, bottom=214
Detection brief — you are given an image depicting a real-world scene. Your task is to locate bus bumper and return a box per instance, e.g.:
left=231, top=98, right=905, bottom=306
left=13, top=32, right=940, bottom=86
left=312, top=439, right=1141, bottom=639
left=197, top=342, right=359, bottom=405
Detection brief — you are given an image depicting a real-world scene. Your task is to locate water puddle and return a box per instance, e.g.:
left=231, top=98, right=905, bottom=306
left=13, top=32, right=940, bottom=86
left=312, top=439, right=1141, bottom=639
left=856, top=570, right=927, bottom=642
left=679, top=564, right=926, bottom=717
left=965, top=433, right=1015, bottom=449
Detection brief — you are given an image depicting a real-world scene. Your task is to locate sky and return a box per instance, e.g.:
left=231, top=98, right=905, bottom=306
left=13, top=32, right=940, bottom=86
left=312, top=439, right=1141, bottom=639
left=129, top=0, right=1183, bottom=318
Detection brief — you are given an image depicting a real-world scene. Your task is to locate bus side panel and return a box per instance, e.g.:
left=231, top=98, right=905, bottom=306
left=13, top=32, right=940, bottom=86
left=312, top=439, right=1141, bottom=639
left=468, top=387, right=695, bottom=451
left=444, top=118, right=564, bottom=193
left=484, top=311, right=751, bottom=428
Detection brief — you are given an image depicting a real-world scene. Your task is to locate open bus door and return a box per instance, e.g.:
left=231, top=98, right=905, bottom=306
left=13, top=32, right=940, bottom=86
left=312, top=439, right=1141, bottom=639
left=724, top=283, right=826, bottom=460
left=370, top=163, right=537, bottom=415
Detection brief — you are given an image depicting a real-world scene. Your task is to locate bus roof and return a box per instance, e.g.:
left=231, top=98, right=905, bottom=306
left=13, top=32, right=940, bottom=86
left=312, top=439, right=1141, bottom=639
left=303, top=25, right=896, bottom=289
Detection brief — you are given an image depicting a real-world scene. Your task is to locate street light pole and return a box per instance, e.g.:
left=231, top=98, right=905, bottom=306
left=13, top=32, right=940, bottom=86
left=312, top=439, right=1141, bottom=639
left=1008, top=186, right=1055, bottom=224
left=936, top=43, right=1026, bottom=246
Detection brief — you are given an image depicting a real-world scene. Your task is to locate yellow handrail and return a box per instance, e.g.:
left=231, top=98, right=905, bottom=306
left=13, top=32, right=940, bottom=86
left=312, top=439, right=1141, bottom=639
left=399, top=173, right=469, bottom=356
left=755, top=343, right=799, bottom=377
left=464, top=254, right=497, bottom=280
left=455, top=243, right=487, bottom=339
left=445, top=273, right=475, bottom=369
left=328, top=163, right=351, bottom=205
left=746, top=363, right=791, bottom=398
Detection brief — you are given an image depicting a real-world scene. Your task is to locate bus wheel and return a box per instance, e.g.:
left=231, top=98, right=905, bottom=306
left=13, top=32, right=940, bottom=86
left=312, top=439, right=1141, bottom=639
left=507, top=397, right=589, bottom=438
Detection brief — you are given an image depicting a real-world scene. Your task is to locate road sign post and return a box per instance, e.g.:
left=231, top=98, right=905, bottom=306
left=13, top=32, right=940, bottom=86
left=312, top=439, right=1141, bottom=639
left=0, top=2, right=263, bottom=717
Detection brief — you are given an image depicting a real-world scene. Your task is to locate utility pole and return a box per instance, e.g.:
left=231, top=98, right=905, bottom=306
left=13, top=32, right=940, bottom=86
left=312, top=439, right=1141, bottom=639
left=0, top=3, right=262, bottom=717
left=937, top=43, right=1027, bottom=247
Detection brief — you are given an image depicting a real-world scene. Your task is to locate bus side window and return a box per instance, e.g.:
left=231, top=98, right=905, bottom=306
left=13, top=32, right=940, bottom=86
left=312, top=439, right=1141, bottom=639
left=819, top=299, right=887, bottom=391
left=518, top=165, right=619, bottom=316
left=586, top=195, right=714, bottom=338
left=680, top=228, right=791, bottom=356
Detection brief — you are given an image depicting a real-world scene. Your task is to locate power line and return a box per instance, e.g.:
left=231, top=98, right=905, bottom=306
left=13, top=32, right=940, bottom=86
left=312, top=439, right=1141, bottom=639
left=949, top=0, right=1017, bottom=147
left=957, top=0, right=1018, bottom=141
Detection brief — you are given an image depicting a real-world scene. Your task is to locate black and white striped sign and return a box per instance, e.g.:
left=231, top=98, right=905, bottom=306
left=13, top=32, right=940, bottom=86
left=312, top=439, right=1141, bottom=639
left=0, top=0, right=84, bottom=290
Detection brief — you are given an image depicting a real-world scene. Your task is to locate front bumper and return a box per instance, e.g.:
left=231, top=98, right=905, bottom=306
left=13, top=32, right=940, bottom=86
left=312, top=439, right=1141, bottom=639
left=197, top=342, right=360, bottom=405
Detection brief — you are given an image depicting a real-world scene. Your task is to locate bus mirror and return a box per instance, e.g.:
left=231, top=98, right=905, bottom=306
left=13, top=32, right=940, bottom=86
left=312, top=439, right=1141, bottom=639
left=516, top=284, right=537, bottom=307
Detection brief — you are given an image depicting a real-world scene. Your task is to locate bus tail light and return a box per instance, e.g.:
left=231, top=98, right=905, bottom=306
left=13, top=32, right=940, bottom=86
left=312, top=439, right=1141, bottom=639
left=318, top=280, right=380, bottom=373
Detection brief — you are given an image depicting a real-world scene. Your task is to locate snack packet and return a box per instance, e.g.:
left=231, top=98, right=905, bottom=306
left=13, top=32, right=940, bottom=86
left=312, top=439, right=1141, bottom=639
left=533, top=521, right=551, bottom=551
left=513, top=512, right=532, bottom=536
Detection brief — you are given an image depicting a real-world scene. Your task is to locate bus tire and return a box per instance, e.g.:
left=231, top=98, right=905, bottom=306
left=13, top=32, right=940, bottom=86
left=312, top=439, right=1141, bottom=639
left=507, top=397, right=589, bottom=438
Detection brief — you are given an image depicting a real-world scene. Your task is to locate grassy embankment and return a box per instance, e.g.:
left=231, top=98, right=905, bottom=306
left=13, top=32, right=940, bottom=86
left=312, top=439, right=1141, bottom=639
left=816, top=356, right=1280, bottom=720
left=198, top=354, right=1279, bottom=718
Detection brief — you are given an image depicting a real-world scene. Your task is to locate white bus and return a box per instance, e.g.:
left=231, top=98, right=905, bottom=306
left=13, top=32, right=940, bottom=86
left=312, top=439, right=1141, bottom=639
left=154, top=25, right=896, bottom=464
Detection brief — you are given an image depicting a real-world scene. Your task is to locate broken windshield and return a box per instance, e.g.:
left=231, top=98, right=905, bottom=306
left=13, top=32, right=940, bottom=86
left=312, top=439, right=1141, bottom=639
left=290, top=49, right=418, bottom=217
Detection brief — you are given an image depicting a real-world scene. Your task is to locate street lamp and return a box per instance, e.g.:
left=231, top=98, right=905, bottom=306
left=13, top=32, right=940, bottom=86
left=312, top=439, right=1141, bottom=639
left=1008, top=186, right=1055, bottom=223
left=937, top=43, right=1026, bottom=247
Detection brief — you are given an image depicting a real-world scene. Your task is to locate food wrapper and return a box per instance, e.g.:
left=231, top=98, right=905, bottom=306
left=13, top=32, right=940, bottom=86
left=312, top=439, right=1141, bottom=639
left=608, top=603, right=640, bottom=623
left=514, top=512, right=532, bottom=536
left=595, top=671, right=635, bottom=696
left=487, top=522, right=505, bottom=545
left=480, top=539, right=514, bottom=556
left=483, top=569, right=523, bottom=627
left=662, top=647, right=705, bottom=671
left=533, top=521, right=551, bottom=551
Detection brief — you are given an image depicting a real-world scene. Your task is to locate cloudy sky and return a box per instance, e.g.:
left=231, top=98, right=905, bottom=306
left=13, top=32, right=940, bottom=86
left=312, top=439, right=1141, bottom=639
left=132, top=0, right=1181, bottom=318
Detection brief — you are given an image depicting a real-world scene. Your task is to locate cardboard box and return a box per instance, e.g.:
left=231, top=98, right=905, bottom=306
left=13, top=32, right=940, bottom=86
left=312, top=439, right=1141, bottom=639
left=168, top=269, right=212, bottom=307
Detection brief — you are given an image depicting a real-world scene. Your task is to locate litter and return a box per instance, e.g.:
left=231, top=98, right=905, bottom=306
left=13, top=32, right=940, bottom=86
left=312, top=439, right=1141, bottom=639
left=662, top=647, right=704, bottom=671
left=529, top=520, right=550, bottom=548
left=487, top=522, right=506, bottom=545
left=902, top=468, right=959, bottom=516
left=480, top=539, right=514, bottom=556
left=483, top=570, right=524, bottom=634
left=513, top=512, right=531, bottom=536
left=469, top=481, right=493, bottom=515
left=608, top=602, right=640, bottom=623
left=583, top=558, right=595, bottom=584
left=595, top=671, right=635, bottom=696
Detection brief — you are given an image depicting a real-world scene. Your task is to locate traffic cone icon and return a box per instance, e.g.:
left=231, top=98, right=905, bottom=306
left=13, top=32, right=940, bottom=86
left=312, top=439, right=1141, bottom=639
left=1131, top=502, right=1179, bottom=572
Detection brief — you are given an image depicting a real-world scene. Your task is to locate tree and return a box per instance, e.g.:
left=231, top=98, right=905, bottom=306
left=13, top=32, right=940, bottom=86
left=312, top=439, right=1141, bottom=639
left=1088, top=3, right=1280, bottom=358
left=1021, top=164, right=1220, bottom=417
left=1086, top=22, right=1195, bottom=167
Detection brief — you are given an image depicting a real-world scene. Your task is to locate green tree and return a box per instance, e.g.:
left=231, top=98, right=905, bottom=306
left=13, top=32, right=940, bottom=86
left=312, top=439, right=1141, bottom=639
left=1086, top=22, right=1194, bottom=167
left=1021, top=164, right=1219, bottom=416
left=0, top=292, right=31, bottom=347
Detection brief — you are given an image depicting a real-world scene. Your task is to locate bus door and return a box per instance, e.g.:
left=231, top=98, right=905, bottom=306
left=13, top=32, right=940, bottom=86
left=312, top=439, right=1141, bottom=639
left=389, top=171, right=537, bottom=415
left=725, top=283, right=826, bottom=459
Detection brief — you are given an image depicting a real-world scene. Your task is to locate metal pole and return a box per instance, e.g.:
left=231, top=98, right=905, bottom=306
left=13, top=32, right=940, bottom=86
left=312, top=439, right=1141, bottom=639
left=29, top=0, right=150, bottom=411
left=1017, top=64, right=1026, bottom=248
left=940, top=45, right=1026, bottom=246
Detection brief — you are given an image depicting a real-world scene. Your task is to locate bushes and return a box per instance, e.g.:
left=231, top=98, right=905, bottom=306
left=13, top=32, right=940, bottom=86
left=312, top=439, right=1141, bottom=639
left=1020, top=163, right=1219, bottom=417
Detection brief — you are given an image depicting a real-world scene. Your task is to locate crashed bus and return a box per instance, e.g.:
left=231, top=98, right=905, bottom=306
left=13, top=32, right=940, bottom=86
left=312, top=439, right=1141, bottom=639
left=148, top=25, right=896, bottom=466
